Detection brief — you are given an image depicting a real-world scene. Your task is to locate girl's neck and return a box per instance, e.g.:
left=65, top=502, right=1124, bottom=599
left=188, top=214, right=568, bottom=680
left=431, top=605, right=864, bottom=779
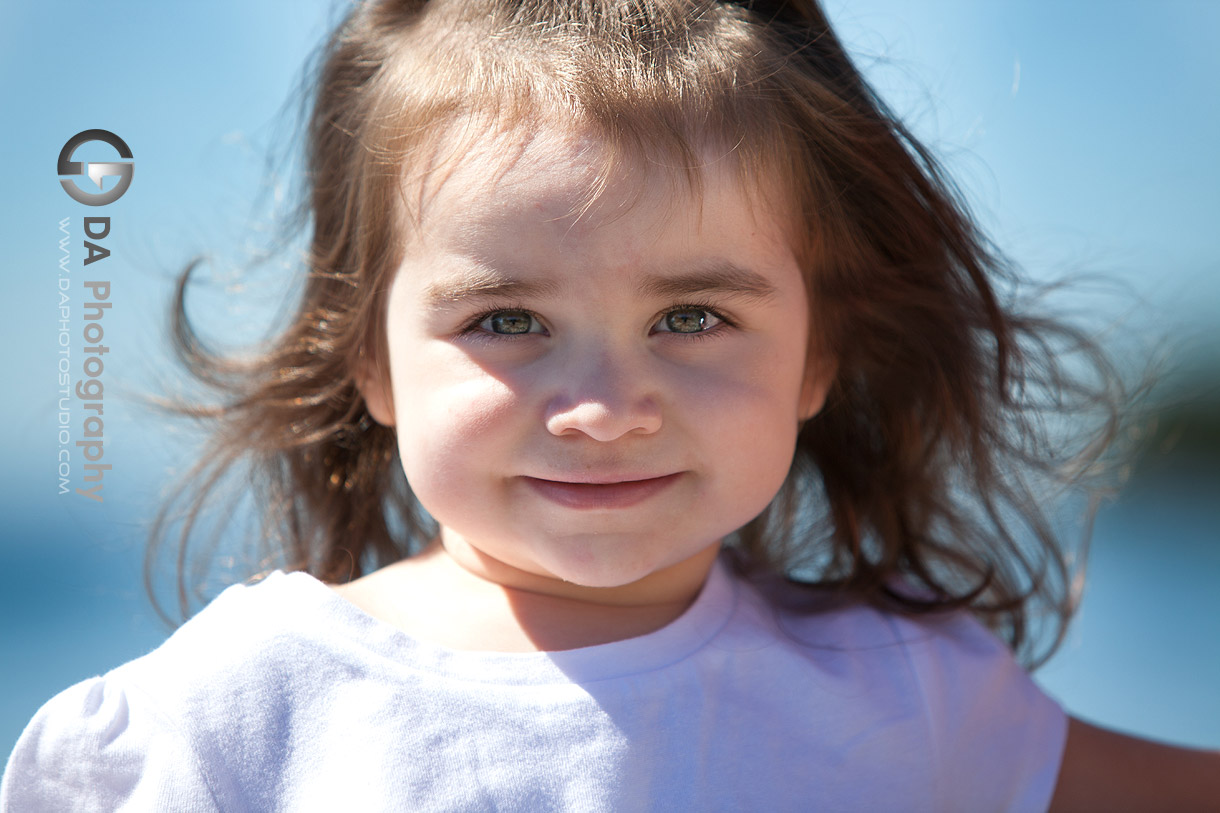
left=330, top=540, right=721, bottom=653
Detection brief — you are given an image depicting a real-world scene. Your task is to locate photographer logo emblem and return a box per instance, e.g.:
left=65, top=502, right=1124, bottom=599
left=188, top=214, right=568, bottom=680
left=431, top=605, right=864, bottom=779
left=58, top=129, right=133, bottom=206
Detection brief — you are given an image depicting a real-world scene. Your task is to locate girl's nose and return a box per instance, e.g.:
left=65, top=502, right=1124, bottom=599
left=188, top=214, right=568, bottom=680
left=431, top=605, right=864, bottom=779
left=543, top=347, right=663, bottom=441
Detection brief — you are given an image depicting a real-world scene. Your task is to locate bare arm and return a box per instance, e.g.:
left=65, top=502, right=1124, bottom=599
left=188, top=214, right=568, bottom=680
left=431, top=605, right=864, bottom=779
left=1049, top=715, right=1220, bottom=812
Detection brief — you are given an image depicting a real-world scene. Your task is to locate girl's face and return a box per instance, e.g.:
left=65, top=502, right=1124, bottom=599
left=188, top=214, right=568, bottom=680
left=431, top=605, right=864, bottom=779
left=361, top=125, right=832, bottom=600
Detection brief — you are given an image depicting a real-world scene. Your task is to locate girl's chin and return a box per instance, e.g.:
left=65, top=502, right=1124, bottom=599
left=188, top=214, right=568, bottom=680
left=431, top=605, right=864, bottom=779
left=527, top=542, right=722, bottom=599
left=506, top=550, right=662, bottom=591
left=437, top=528, right=722, bottom=601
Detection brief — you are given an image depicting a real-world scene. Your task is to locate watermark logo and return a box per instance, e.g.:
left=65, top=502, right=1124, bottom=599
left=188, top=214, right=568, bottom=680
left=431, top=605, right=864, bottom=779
left=56, top=129, right=127, bottom=502
left=57, top=129, right=133, bottom=206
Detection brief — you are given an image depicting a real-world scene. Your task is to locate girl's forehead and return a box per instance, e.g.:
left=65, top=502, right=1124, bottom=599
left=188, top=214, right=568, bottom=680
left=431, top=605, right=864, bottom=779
left=405, top=119, right=788, bottom=245
left=422, top=126, right=605, bottom=217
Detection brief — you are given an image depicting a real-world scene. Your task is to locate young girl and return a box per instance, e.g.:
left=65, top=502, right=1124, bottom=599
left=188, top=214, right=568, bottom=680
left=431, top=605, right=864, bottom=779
left=4, top=0, right=1218, bottom=810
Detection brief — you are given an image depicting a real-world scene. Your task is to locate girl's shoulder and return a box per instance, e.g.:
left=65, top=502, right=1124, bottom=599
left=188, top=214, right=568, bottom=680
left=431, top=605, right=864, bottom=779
left=737, top=566, right=1050, bottom=702
left=727, top=566, right=1067, bottom=810
left=731, top=560, right=1004, bottom=656
left=125, top=570, right=351, bottom=692
left=0, top=666, right=221, bottom=811
left=1, top=570, right=355, bottom=811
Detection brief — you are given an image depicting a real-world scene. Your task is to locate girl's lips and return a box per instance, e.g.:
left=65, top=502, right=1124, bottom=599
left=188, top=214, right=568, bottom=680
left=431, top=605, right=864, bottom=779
left=522, top=472, right=684, bottom=510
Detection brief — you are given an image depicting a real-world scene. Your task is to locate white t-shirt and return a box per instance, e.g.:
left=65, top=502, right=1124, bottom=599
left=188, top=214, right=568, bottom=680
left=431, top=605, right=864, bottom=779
left=1, top=552, right=1066, bottom=812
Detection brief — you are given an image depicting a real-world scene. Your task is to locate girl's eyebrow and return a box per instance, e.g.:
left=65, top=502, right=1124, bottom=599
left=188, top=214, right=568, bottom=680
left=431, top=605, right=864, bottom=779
left=637, top=262, right=779, bottom=303
left=424, top=271, right=561, bottom=309
left=425, top=261, right=779, bottom=309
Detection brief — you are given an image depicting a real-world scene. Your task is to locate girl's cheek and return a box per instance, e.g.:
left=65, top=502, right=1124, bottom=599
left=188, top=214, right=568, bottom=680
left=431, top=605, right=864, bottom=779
left=665, top=349, right=800, bottom=409
left=396, top=379, right=522, bottom=502
left=424, top=376, right=525, bottom=445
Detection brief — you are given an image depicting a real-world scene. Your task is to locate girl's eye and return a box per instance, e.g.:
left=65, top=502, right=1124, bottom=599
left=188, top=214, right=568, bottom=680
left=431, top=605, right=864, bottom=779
left=654, top=307, right=725, bottom=334
left=477, top=310, right=545, bottom=335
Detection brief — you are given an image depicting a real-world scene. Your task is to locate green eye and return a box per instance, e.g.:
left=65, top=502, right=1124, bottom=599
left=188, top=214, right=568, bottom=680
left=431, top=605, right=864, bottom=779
left=657, top=308, right=723, bottom=334
left=483, top=310, right=538, bottom=334
left=666, top=310, right=706, bottom=333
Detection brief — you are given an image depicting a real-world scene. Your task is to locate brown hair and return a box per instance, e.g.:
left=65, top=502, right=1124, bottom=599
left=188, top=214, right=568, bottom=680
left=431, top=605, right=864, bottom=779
left=150, top=0, right=1127, bottom=668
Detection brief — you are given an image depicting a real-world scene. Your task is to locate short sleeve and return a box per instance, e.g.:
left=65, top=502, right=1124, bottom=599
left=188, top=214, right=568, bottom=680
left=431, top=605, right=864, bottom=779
left=1, top=675, right=221, bottom=813
left=899, top=612, right=1068, bottom=813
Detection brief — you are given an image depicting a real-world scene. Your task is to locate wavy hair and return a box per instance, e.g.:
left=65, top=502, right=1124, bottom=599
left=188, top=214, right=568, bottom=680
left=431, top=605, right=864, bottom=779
left=150, top=0, right=1128, bottom=668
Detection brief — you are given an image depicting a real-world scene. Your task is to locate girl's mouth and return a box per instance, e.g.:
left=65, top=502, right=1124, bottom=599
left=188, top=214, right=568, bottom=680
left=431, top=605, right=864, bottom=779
left=521, top=473, right=684, bottom=510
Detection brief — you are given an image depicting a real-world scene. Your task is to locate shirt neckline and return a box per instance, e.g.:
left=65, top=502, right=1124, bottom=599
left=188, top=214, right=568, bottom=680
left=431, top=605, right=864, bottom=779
left=268, top=550, right=740, bottom=685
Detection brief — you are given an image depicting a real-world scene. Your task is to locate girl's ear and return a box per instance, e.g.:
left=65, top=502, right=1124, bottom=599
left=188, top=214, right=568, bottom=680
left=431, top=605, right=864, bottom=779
left=355, top=347, right=396, bottom=427
left=798, top=356, right=837, bottom=422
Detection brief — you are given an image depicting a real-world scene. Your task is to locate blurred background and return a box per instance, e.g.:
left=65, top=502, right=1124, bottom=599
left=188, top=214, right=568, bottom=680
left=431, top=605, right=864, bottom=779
left=2, top=0, right=1218, bottom=765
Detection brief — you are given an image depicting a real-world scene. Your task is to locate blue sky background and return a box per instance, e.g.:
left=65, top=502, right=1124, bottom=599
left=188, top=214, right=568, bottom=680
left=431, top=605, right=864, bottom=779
left=2, top=1, right=1218, bottom=763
